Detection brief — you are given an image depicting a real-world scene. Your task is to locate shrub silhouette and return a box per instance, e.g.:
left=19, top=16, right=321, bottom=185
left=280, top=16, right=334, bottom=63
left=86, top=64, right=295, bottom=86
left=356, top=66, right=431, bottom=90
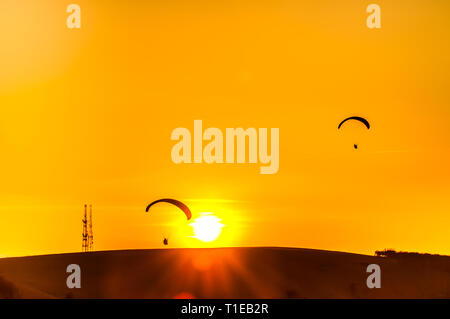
left=375, top=249, right=397, bottom=257
left=375, top=249, right=444, bottom=258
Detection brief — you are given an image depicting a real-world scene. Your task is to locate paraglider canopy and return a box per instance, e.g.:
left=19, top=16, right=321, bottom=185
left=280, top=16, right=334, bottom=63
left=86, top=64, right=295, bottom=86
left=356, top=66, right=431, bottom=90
left=338, top=116, right=370, bottom=130
left=145, top=198, right=192, bottom=220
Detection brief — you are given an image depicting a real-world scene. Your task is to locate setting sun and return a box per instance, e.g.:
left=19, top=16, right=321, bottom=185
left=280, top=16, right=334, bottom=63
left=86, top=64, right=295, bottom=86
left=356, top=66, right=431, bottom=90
left=190, top=213, right=225, bottom=242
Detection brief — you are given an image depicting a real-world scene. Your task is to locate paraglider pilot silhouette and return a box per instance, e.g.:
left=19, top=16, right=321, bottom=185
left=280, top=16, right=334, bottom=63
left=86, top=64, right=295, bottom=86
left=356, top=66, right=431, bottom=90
left=146, top=199, right=192, bottom=246
left=338, top=116, right=370, bottom=149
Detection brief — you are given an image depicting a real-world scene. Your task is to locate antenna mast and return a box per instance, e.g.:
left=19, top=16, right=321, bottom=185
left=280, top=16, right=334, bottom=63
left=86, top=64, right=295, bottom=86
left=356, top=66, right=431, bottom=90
left=82, top=204, right=88, bottom=252
left=89, top=204, right=94, bottom=251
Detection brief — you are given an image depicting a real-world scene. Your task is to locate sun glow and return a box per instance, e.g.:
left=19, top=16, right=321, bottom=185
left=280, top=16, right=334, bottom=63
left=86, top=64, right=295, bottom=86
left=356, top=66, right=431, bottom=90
left=190, top=213, right=225, bottom=242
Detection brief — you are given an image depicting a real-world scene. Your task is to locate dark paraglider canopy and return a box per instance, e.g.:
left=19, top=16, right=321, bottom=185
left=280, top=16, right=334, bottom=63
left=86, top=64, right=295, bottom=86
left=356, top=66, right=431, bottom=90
left=145, top=198, right=192, bottom=220
left=338, top=116, right=370, bottom=130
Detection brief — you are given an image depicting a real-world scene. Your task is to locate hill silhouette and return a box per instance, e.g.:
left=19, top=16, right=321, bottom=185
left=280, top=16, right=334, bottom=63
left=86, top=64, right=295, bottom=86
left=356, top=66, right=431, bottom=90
left=0, top=247, right=449, bottom=298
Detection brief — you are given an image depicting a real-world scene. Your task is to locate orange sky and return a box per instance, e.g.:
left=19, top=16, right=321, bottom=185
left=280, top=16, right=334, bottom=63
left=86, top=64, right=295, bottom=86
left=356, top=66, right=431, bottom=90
left=1, top=0, right=450, bottom=257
